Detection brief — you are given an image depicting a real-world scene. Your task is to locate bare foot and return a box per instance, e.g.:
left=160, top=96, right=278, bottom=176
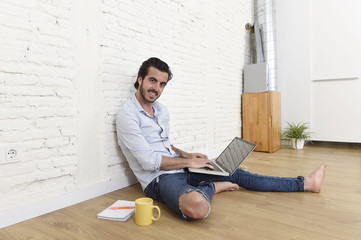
left=304, top=162, right=326, bottom=193
left=214, top=182, right=239, bottom=194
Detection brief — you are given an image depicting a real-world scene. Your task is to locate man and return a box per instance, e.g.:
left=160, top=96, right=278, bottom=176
left=116, top=57, right=326, bottom=221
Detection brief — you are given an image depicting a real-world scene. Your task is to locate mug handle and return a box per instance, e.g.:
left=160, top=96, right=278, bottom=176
left=152, top=205, right=161, bottom=221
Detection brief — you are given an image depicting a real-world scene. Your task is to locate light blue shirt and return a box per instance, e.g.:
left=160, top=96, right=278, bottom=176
left=116, top=95, right=183, bottom=190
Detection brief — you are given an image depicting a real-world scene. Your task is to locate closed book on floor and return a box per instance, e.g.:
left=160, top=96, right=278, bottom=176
left=97, top=200, right=135, bottom=222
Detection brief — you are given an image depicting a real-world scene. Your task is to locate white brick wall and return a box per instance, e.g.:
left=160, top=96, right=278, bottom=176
left=0, top=0, right=77, bottom=211
left=0, top=0, right=253, bottom=213
left=101, top=0, right=254, bottom=179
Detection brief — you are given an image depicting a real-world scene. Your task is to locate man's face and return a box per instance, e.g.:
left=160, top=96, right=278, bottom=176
left=138, top=66, right=169, bottom=103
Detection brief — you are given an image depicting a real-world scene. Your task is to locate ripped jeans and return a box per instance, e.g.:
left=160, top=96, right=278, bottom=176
left=144, top=169, right=305, bottom=221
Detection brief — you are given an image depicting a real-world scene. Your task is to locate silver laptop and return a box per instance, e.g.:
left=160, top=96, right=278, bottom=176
left=187, top=137, right=256, bottom=176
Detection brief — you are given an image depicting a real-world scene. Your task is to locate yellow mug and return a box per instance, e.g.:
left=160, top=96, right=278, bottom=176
left=135, top=197, right=161, bottom=226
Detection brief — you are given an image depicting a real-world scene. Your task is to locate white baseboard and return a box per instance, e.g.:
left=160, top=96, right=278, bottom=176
left=0, top=174, right=138, bottom=229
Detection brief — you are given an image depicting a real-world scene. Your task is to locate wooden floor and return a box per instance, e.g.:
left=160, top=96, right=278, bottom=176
left=1, top=142, right=360, bottom=240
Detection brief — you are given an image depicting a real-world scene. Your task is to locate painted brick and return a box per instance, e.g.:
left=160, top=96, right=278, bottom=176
left=25, top=148, right=54, bottom=161
left=57, top=145, right=77, bottom=156
left=52, top=156, right=77, bottom=168
left=0, top=119, right=32, bottom=131
left=59, top=127, right=77, bottom=137
left=0, top=0, right=77, bottom=212
left=44, top=137, right=70, bottom=149
left=35, top=117, right=76, bottom=129
left=0, top=0, right=253, bottom=215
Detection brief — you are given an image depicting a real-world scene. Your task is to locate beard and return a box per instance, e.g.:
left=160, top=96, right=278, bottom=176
left=139, top=81, right=159, bottom=103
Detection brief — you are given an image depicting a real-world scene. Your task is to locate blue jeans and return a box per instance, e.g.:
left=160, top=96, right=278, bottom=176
left=144, top=169, right=304, bottom=221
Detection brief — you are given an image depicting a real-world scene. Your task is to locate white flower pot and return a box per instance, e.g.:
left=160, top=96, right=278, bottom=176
left=290, top=138, right=305, bottom=150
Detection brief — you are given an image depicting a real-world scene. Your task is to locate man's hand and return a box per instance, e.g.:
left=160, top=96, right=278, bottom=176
left=186, top=152, right=208, bottom=160
left=188, top=157, right=214, bottom=169
left=171, top=145, right=209, bottom=160
left=163, top=145, right=213, bottom=170
left=160, top=155, right=213, bottom=171
left=183, top=152, right=213, bottom=169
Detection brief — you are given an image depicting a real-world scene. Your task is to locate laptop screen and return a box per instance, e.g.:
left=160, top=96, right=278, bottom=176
left=216, top=137, right=256, bottom=173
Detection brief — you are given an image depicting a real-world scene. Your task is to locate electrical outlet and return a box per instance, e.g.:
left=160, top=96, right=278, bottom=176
left=5, top=145, right=21, bottom=163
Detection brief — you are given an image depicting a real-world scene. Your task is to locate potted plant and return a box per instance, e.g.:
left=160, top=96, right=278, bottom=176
left=282, top=122, right=312, bottom=150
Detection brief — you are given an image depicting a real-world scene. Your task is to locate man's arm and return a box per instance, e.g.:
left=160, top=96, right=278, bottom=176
left=116, top=110, right=163, bottom=171
left=171, top=145, right=208, bottom=159
left=117, top=110, right=212, bottom=172
left=160, top=155, right=213, bottom=171
left=159, top=145, right=212, bottom=171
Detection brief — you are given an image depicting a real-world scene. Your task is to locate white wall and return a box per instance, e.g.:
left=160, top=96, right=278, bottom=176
left=0, top=0, right=79, bottom=209
left=0, top=0, right=254, bottom=227
left=276, top=0, right=311, bottom=127
left=310, top=0, right=361, bottom=142
left=276, top=0, right=361, bottom=142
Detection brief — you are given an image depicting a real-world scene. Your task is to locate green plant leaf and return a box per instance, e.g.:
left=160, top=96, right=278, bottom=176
left=282, top=121, right=312, bottom=140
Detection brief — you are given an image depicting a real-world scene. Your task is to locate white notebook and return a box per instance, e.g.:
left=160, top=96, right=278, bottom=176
left=97, top=200, right=135, bottom=222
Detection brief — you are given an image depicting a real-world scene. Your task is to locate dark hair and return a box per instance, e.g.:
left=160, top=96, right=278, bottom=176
left=134, top=57, right=173, bottom=89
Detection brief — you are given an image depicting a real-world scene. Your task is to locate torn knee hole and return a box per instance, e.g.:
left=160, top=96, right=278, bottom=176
left=179, top=191, right=211, bottom=219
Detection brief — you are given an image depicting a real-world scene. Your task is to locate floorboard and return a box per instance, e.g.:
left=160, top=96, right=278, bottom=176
left=1, top=143, right=360, bottom=240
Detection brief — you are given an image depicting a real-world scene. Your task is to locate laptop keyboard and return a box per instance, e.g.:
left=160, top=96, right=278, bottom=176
left=206, top=164, right=222, bottom=172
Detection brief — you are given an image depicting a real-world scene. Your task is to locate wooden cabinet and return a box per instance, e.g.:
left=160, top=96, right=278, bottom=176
left=242, top=91, right=281, bottom=153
